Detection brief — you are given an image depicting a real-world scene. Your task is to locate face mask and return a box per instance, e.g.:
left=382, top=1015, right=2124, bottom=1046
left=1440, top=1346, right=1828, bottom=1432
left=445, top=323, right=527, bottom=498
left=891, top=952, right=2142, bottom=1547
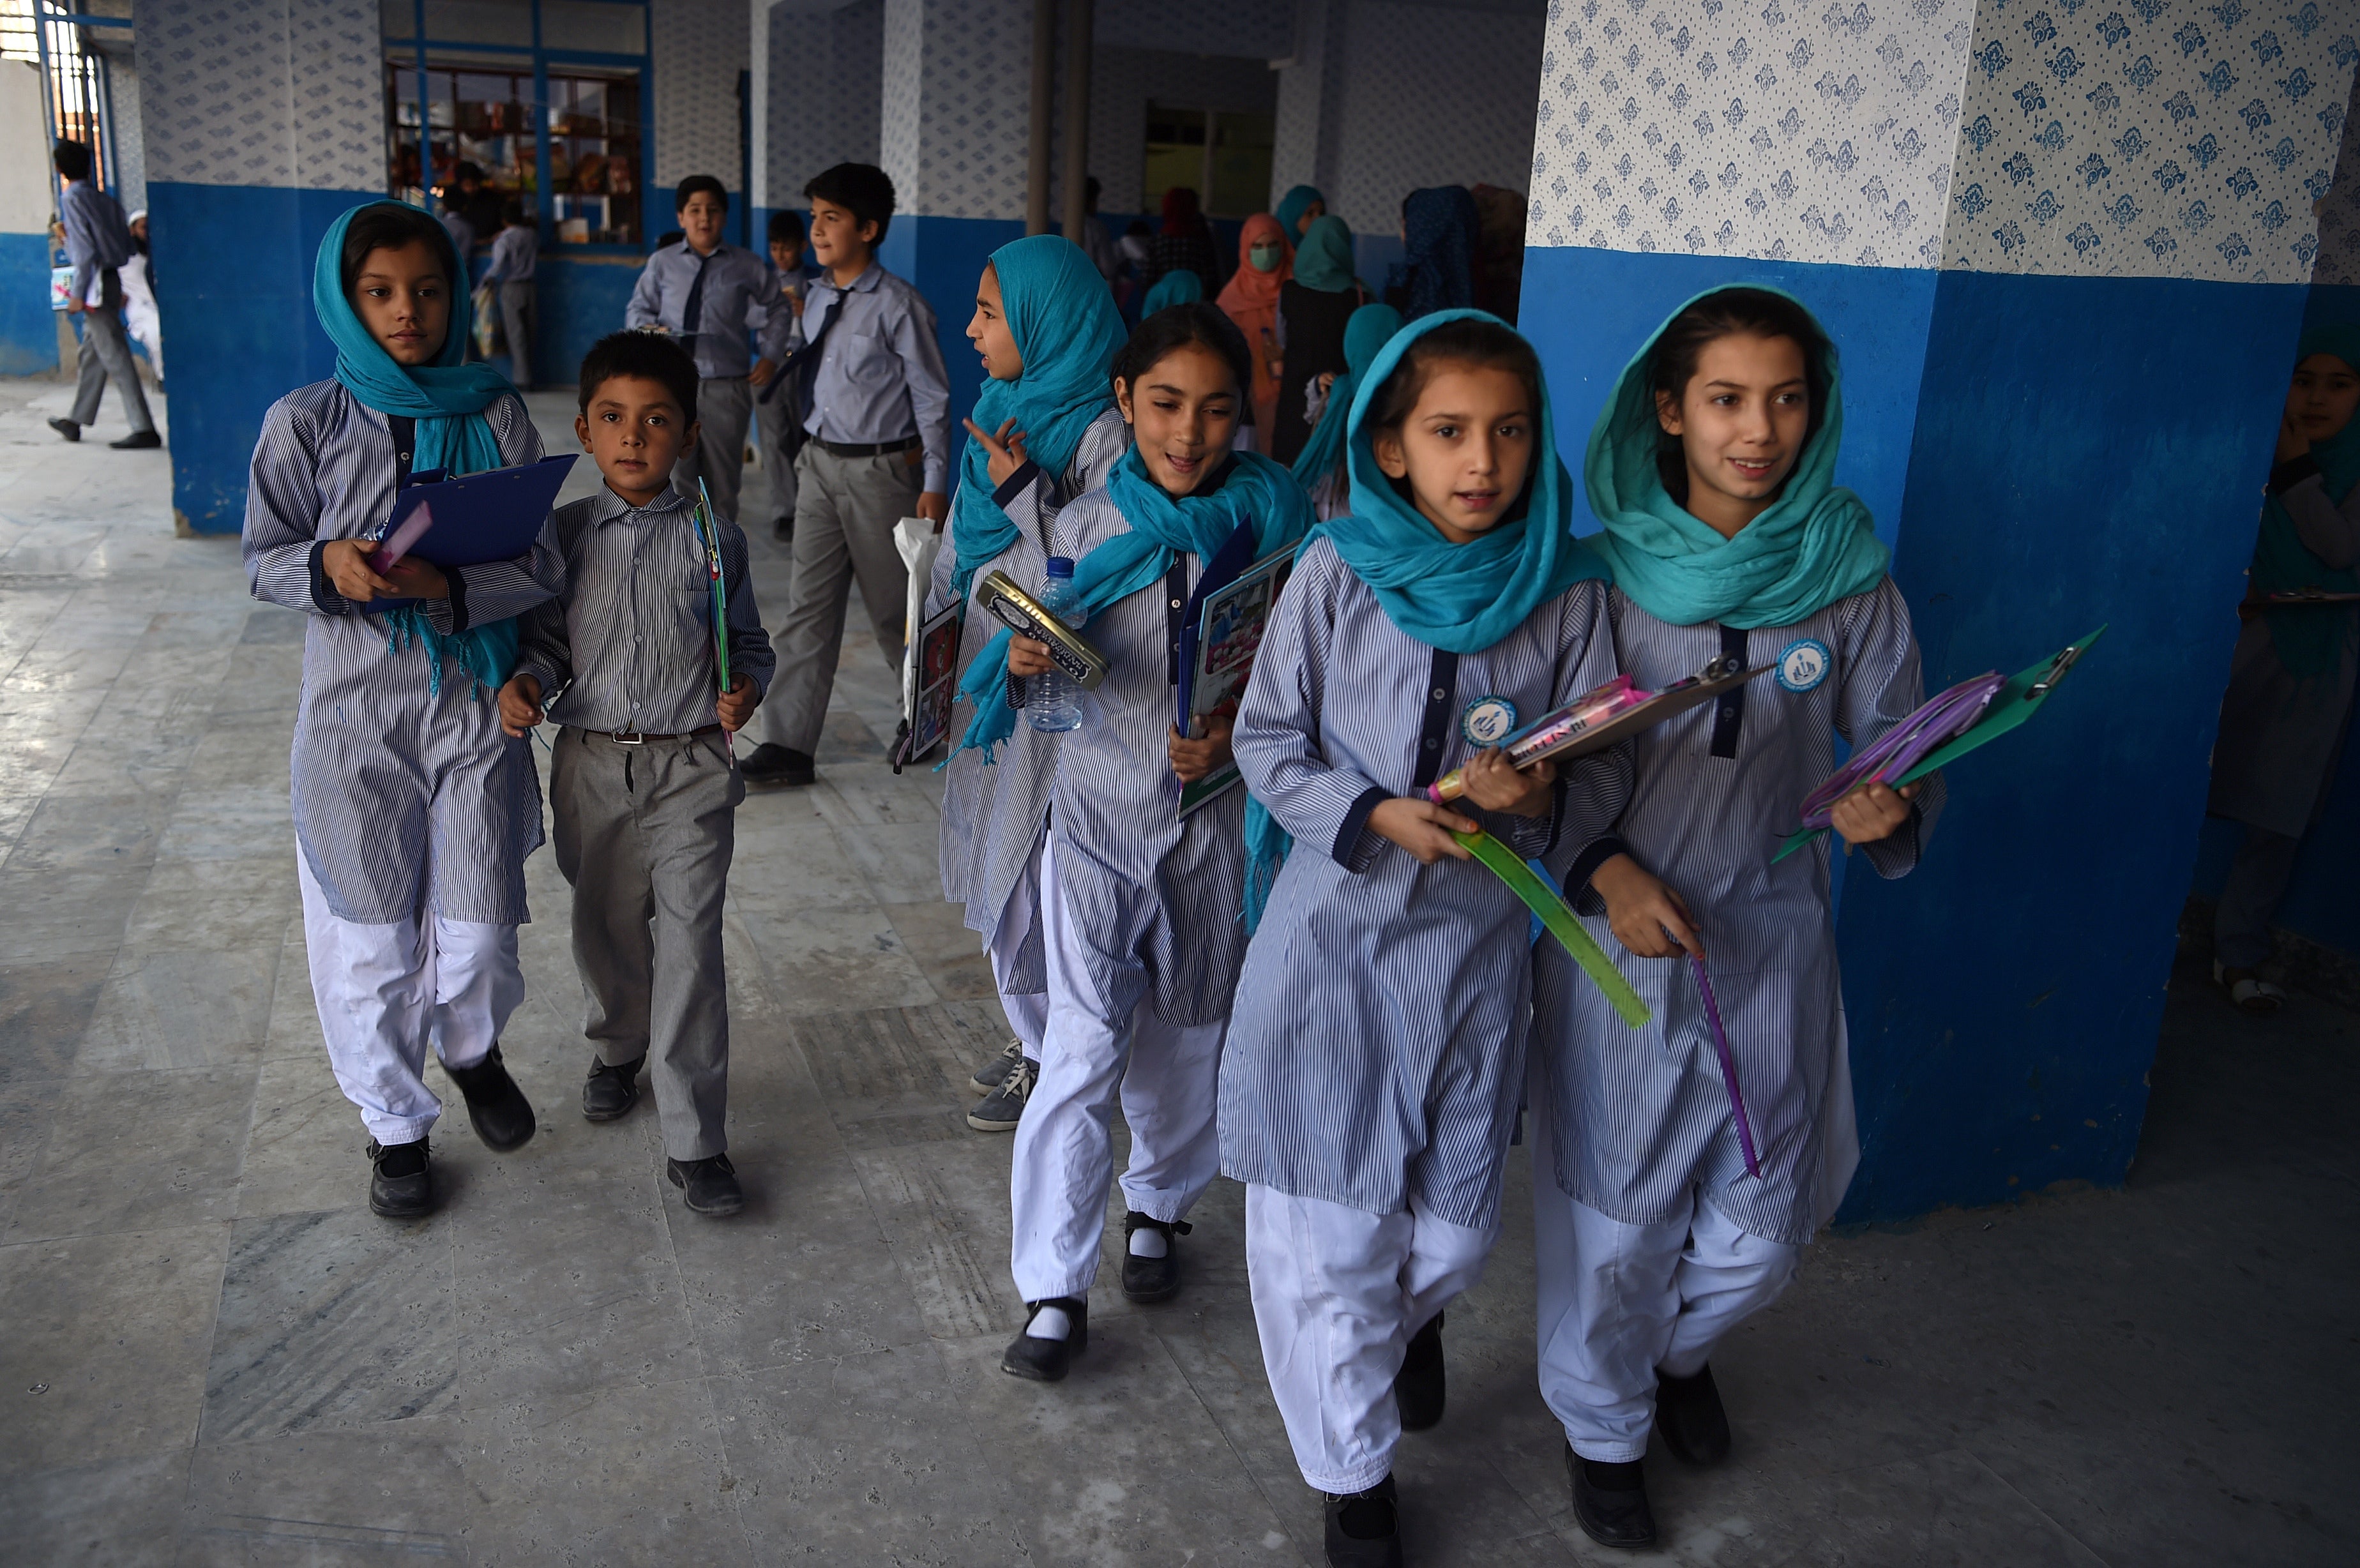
left=1248, top=243, right=1282, bottom=273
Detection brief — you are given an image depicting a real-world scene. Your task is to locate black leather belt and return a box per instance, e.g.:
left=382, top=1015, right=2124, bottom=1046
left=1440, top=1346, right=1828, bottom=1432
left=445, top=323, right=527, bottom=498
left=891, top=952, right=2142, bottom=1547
left=813, top=434, right=920, bottom=458
left=587, top=725, right=723, bottom=745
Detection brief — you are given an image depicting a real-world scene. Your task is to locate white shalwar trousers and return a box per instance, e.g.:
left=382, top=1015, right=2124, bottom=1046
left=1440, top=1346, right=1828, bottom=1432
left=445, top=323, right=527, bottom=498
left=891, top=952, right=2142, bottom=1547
left=1530, top=1083, right=1799, bottom=1463
left=987, top=833, right=1048, bottom=1060
left=1008, top=830, right=1225, bottom=1303
left=299, top=854, right=526, bottom=1146
left=1246, top=1184, right=1498, bottom=1495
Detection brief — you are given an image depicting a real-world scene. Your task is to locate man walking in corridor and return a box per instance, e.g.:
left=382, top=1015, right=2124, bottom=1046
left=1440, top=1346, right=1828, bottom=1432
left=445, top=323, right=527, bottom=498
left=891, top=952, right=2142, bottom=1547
left=47, top=139, right=160, bottom=451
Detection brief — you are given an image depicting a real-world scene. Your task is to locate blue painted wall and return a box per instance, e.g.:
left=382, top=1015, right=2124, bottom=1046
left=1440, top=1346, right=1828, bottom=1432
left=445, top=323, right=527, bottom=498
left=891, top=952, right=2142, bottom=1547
left=879, top=213, right=1024, bottom=438
left=1520, top=245, right=2307, bottom=1223
left=147, top=183, right=377, bottom=536
left=0, top=233, right=57, bottom=377
left=533, top=253, right=643, bottom=391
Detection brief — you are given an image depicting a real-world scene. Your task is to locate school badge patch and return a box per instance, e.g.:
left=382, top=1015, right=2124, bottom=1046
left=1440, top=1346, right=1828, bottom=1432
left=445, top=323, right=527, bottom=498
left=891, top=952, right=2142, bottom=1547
left=1460, top=695, right=1518, bottom=746
left=1776, top=638, right=1832, bottom=693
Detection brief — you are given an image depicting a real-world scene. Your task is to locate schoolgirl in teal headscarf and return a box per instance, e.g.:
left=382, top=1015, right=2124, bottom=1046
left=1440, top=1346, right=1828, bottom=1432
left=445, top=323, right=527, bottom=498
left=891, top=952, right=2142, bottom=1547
left=1275, top=184, right=1325, bottom=240
left=1290, top=215, right=1358, bottom=295
left=2251, top=323, right=2360, bottom=679
left=1585, top=285, right=1889, bottom=628
left=1142, top=268, right=1204, bottom=313
left=1290, top=301, right=1402, bottom=492
left=313, top=200, right=524, bottom=693
left=950, top=234, right=1129, bottom=596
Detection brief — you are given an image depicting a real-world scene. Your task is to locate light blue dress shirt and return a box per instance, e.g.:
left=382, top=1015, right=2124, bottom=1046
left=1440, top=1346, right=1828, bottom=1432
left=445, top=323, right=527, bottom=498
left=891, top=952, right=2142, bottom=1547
left=798, top=262, right=955, bottom=494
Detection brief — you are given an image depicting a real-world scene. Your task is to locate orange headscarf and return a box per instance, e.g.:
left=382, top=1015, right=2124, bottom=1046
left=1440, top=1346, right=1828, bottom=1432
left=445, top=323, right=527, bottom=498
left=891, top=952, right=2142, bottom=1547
left=1218, top=214, right=1291, bottom=440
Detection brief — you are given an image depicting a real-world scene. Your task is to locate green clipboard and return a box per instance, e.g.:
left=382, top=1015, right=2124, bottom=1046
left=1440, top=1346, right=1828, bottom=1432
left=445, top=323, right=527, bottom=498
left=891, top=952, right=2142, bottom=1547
left=1771, top=624, right=2107, bottom=864
left=1454, top=829, right=1652, bottom=1029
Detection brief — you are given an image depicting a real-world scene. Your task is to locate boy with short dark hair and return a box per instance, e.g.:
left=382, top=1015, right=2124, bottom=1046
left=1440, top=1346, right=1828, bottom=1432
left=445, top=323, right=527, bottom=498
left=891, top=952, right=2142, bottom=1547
left=624, top=175, right=794, bottom=527
left=501, top=331, right=775, bottom=1217
left=739, top=162, right=952, bottom=788
left=752, top=208, right=810, bottom=539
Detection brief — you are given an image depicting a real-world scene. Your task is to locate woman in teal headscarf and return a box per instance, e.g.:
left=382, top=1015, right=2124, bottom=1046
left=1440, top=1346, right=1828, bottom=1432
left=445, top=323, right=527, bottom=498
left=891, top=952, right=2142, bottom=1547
left=1532, top=285, right=1940, bottom=1550
left=934, top=233, right=1131, bottom=1123
left=1219, top=310, right=1623, bottom=1548
left=1271, top=215, right=1370, bottom=463
left=1275, top=183, right=1326, bottom=241
left=1289, top=300, right=1400, bottom=516
left=2206, top=324, right=2360, bottom=1013
left=241, top=200, right=559, bottom=1217
left=1140, top=266, right=1202, bottom=314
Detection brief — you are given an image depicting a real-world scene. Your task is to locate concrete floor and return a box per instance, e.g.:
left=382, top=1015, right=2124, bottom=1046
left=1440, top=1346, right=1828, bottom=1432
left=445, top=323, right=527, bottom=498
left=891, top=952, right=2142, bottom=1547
left=0, top=377, right=2352, bottom=1567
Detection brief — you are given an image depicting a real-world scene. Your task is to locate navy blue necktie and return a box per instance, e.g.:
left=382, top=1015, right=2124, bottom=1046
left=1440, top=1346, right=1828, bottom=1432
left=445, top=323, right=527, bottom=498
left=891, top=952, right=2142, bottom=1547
left=679, top=249, right=711, bottom=357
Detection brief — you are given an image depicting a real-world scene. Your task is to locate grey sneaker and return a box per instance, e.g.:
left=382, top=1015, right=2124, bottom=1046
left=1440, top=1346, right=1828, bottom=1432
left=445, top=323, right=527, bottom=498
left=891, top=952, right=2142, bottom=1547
left=970, top=1036, right=1027, bottom=1093
left=967, top=1055, right=1036, bottom=1132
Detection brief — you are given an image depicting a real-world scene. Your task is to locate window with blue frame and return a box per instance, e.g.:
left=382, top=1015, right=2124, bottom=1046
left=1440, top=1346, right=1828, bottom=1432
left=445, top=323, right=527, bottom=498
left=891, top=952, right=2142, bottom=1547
left=381, top=0, right=651, bottom=252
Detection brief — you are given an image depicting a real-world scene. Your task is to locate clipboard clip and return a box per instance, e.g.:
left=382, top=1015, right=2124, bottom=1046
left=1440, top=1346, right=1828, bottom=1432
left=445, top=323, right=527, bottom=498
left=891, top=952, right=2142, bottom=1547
left=1700, top=652, right=1744, bottom=682
left=2025, top=642, right=2084, bottom=702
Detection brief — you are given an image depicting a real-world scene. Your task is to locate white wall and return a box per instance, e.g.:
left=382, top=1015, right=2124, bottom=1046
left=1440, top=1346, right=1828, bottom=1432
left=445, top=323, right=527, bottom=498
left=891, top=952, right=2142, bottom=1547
left=757, top=0, right=882, bottom=211
left=0, top=60, right=51, bottom=235
left=652, top=0, right=749, bottom=191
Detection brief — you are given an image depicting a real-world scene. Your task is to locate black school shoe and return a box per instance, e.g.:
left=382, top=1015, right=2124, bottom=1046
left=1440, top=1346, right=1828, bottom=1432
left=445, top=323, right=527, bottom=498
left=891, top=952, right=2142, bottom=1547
left=1119, top=1212, right=1191, bottom=1303
left=1396, top=1311, right=1445, bottom=1431
left=1323, top=1474, right=1403, bottom=1568
left=667, top=1152, right=745, bottom=1216
left=1567, top=1446, right=1656, bottom=1549
left=46, top=417, right=77, bottom=442
left=1000, top=1297, right=1088, bottom=1381
left=582, top=1054, right=645, bottom=1121
left=110, top=430, right=162, bottom=449
left=367, top=1137, right=435, bottom=1218
left=739, top=743, right=815, bottom=787
left=1655, top=1362, right=1732, bottom=1465
left=443, top=1044, right=536, bottom=1151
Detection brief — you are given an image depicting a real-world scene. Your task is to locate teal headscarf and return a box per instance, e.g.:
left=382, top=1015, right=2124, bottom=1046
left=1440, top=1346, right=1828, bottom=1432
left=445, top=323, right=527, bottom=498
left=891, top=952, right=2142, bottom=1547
left=1585, top=285, right=1889, bottom=629
left=314, top=200, right=524, bottom=695
left=951, top=236, right=1128, bottom=596
left=1291, top=302, right=1402, bottom=488
left=1142, top=269, right=1203, bottom=313
left=2253, top=324, right=2360, bottom=679
left=1246, top=309, right=1611, bottom=930
left=1276, top=185, right=1324, bottom=239
left=1291, top=216, right=1357, bottom=294
left=953, top=444, right=1316, bottom=760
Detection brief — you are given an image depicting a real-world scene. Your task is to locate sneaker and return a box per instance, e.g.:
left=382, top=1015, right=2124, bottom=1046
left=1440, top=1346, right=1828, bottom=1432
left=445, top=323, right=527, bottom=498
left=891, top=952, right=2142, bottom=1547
left=442, top=1043, right=536, bottom=1152
left=666, top=1152, right=745, bottom=1216
left=367, top=1137, right=435, bottom=1218
left=109, top=430, right=162, bottom=449
left=1119, top=1212, right=1191, bottom=1304
left=1322, top=1474, right=1402, bottom=1567
left=2214, top=958, right=2286, bottom=1016
left=582, top=1053, right=645, bottom=1122
left=967, top=1055, right=1036, bottom=1132
left=970, top=1036, right=1027, bottom=1093
left=1000, top=1296, right=1087, bottom=1381
left=47, top=417, right=79, bottom=442
left=1654, top=1362, right=1730, bottom=1465
left=1566, top=1446, right=1656, bottom=1549
left=1395, top=1311, right=1445, bottom=1431
left=739, top=743, right=815, bottom=787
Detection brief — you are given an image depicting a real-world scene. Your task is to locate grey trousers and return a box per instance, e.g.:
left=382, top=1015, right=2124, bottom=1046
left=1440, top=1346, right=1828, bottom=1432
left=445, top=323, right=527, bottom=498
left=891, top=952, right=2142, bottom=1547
left=70, top=303, right=155, bottom=433
left=497, top=280, right=536, bottom=389
left=672, top=374, right=753, bottom=525
left=754, top=441, right=921, bottom=754
left=550, top=726, right=742, bottom=1161
left=2214, top=823, right=2302, bottom=970
left=752, top=385, right=800, bottom=532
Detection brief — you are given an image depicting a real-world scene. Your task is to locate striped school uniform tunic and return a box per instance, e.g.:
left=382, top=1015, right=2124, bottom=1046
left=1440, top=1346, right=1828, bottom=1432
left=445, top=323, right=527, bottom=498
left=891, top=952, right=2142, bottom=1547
left=1535, top=580, right=1945, bottom=1246
left=933, top=407, right=1130, bottom=972
left=243, top=382, right=559, bottom=925
left=1040, top=483, right=1247, bottom=1027
left=1221, top=538, right=1628, bottom=1230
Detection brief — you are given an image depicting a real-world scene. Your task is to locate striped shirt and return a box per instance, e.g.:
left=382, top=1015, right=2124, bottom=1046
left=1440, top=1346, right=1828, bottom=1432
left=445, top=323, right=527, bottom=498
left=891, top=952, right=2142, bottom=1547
left=933, top=408, right=1130, bottom=981
left=1534, top=581, right=1945, bottom=1246
left=242, top=381, right=560, bottom=924
left=624, top=241, right=795, bottom=379
left=1220, top=539, right=1627, bottom=1228
left=514, top=484, right=775, bottom=735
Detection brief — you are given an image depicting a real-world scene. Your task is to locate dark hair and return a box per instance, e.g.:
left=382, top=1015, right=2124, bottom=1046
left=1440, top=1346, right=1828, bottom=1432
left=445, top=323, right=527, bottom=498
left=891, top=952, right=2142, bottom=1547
left=579, top=331, right=700, bottom=422
left=1361, top=317, right=1547, bottom=515
left=339, top=202, right=458, bottom=299
left=674, top=174, right=727, bottom=214
left=501, top=196, right=528, bottom=227
left=52, top=139, right=91, bottom=181
left=804, top=162, right=896, bottom=243
left=1113, top=303, right=1253, bottom=405
left=1084, top=175, right=1101, bottom=207
left=655, top=229, right=685, bottom=250
left=455, top=161, right=484, bottom=185
left=1646, top=287, right=1832, bottom=501
left=767, top=208, right=805, bottom=248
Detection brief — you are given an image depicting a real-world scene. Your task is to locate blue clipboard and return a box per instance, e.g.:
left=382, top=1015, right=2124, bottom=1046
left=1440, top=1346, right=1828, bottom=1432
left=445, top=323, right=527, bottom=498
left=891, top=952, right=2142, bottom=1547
left=358, top=453, right=575, bottom=613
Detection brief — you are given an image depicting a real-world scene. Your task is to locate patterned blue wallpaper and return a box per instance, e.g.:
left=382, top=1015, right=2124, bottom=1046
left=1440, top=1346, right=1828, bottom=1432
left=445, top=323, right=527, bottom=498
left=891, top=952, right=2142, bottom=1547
left=879, top=0, right=1031, bottom=220
left=651, top=0, right=748, bottom=189
left=757, top=0, right=884, bottom=210
left=135, top=0, right=385, bottom=192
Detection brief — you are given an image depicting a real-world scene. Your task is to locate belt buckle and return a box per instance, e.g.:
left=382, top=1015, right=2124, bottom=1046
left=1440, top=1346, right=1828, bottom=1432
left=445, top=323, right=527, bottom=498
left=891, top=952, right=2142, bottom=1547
left=610, top=730, right=646, bottom=745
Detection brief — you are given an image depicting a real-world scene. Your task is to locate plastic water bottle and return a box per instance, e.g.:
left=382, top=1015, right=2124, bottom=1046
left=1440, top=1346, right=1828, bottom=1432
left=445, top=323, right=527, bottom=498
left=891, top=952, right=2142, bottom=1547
left=1026, top=557, right=1084, bottom=734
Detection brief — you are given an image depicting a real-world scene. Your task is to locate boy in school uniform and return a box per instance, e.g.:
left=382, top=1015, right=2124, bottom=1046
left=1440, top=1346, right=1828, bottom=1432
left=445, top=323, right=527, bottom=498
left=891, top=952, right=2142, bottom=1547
left=47, top=138, right=159, bottom=449
left=625, top=175, right=794, bottom=530
left=481, top=198, right=540, bottom=389
left=499, top=331, right=776, bottom=1218
left=738, top=162, right=952, bottom=789
left=752, top=209, right=810, bottom=541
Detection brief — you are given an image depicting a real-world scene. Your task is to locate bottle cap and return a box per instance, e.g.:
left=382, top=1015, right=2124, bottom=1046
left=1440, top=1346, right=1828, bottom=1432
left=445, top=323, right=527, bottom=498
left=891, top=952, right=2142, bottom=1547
left=1045, top=556, right=1075, bottom=578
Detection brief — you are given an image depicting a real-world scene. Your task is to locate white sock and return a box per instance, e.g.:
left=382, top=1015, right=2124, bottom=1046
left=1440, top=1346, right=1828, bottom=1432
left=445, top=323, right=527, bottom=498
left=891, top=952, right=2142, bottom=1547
left=1128, top=1226, right=1169, bottom=1259
left=1025, top=1304, right=1073, bottom=1341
